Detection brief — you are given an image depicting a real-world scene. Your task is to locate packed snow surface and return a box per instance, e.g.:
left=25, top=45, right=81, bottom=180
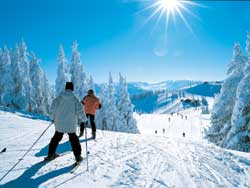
left=0, top=108, right=250, bottom=188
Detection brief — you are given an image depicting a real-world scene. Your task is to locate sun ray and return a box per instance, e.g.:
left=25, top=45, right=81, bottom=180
left=138, top=0, right=202, bottom=35
left=150, top=8, right=167, bottom=35
left=140, top=3, right=165, bottom=27
left=175, top=6, right=193, bottom=33
left=178, top=3, right=201, bottom=20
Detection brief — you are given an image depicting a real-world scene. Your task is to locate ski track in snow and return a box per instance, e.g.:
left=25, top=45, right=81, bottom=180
left=1, top=109, right=250, bottom=188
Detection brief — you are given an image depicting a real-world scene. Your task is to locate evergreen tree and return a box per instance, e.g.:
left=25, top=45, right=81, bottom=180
left=0, top=48, right=4, bottom=104
left=96, top=73, right=122, bottom=132
left=224, top=34, right=250, bottom=151
left=29, top=52, right=45, bottom=113
left=42, top=71, right=52, bottom=114
left=225, top=60, right=250, bottom=150
left=0, top=40, right=52, bottom=115
left=79, top=63, right=87, bottom=97
left=201, top=97, right=208, bottom=106
left=19, top=39, right=32, bottom=111
left=55, top=45, right=68, bottom=96
left=11, top=45, right=26, bottom=109
left=1, top=46, right=14, bottom=106
left=246, top=31, right=250, bottom=56
left=201, top=97, right=209, bottom=114
left=207, top=43, right=246, bottom=146
left=96, top=84, right=108, bottom=130
left=106, top=72, right=121, bottom=131
left=118, top=73, right=139, bottom=133
left=70, top=41, right=86, bottom=98
left=87, top=75, right=95, bottom=92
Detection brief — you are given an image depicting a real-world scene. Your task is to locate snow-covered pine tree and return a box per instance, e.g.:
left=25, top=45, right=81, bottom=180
left=224, top=35, right=250, bottom=151
left=11, top=45, right=27, bottom=109
left=201, top=97, right=208, bottom=106
left=1, top=46, right=14, bottom=106
left=207, top=43, right=246, bottom=146
left=96, top=84, right=109, bottom=130
left=29, top=52, right=46, bottom=114
left=201, top=97, right=209, bottom=114
left=87, top=75, right=95, bottom=92
left=42, top=71, right=52, bottom=114
left=96, top=74, right=122, bottom=132
left=55, top=45, right=68, bottom=96
left=70, top=41, right=86, bottom=99
left=0, top=48, right=4, bottom=104
left=225, top=61, right=250, bottom=150
left=0, top=40, right=52, bottom=114
left=19, top=39, right=32, bottom=111
left=118, top=73, right=139, bottom=133
left=79, top=63, right=87, bottom=97
left=106, top=72, right=121, bottom=131
left=246, top=32, right=250, bottom=55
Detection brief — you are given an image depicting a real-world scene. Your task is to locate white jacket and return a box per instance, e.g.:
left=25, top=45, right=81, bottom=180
left=50, top=90, right=87, bottom=133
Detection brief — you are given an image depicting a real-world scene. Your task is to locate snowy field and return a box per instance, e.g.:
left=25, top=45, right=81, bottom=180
left=1, top=108, right=250, bottom=188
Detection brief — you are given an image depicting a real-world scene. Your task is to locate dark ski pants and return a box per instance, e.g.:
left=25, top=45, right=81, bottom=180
left=48, top=131, right=81, bottom=157
left=80, top=114, right=96, bottom=133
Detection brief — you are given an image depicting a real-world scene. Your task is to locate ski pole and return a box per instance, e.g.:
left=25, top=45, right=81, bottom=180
left=84, top=124, right=89, bottom=171
left=0, top=122, right=53, bottom=183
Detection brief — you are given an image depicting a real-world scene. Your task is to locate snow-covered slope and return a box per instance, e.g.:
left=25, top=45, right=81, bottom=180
left=95, top=80, right=201, bottom=97
left=129, top=81, right=221, bottom=114
left=0, top=108, right=250, bottom=188
left=128, top=80, right=202, bottom=92
left=154, top=98, right=183, bottom=114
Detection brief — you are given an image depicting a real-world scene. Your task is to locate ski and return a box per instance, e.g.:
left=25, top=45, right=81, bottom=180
left=0, top=148, right=7, bottom=153
left=70, top=161, right=82, bottom=174
left=91, top=137, right=97, bottom=142
left=41, top=151, right=71, bottom=163
left=79, top=137, right=95, bottom=142
left=42, top=155, right=60, bottom=163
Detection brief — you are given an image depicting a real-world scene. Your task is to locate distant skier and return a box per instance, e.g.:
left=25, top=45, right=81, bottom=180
left=182, top=132, right=186, bottom=138
left=155, top=130, right=157, bottom=134
left=171, top=112, right=174, bottom=117
left=79, top=89, right=101, bottom=139
left=46, top=82, right=87, bottom=163
left=185, top=115, right=187, bottom=120
left=163, top=128, right=165, bottom=134
left=168, top=117, right=171, bottom=122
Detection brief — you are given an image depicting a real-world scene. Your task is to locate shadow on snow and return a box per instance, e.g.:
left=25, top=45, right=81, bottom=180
left=0, top=161, right=74, bottom=188
left=0, top=137, right=93, bottom=188
left=35, top=137, right=93, bottom=157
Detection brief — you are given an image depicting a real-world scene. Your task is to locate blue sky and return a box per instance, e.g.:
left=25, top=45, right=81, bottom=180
left=0, top=0, right=250, bottom=83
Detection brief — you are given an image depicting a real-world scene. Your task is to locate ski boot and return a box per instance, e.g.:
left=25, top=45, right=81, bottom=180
left=92, top=131, right=96, bottom=139
left=75, top=155, right=83, bottom=163
left=44, top=153, right=59, bottom=161
left=79, top=130, right=84, bottom=138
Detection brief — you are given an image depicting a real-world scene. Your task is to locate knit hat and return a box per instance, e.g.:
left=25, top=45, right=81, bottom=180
left=65, top=82, right=74, bottom=91
left=87, top=89, right=94, bottom=95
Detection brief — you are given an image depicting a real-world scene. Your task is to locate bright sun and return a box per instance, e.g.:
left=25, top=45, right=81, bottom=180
left=158, top=0, right=179, bottom=12
left=142, top=0, right=200, bottom=34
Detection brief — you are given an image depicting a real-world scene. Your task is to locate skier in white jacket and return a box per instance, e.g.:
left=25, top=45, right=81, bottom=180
left=45, top=82, right=87, bottom=162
